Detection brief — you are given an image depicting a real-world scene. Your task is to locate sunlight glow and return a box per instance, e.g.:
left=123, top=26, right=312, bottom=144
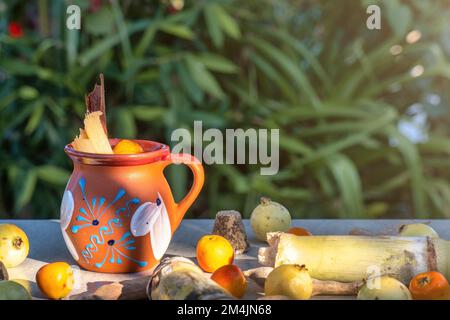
left=406, top=30, right=422, bottom=44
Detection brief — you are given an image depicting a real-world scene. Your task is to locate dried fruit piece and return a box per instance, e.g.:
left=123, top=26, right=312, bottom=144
left=196, top=235, right=234, bottom=273
left=211, top=265, right=247, bottom=298
left=113, top=139, right=144, bottom=154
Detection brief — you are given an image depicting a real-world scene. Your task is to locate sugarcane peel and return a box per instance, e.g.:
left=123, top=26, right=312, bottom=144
left=148, top=257, right=232, bottom=300
left=312, top=279, right=361, bottom=296
left=243, top=267, right=274, bottom=287
left=259, top=232, right=450, bottom=284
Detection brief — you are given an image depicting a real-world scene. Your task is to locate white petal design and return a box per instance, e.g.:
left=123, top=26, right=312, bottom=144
left=151, top=193, right=171, bottom=260
left=60, top=190, right=78, bottom=261
left=130, top=202, right=160, bottom=237
left=62, top=229, right=79, bottom=261
left=130, top=193, right=172, bottom=260
left=60, top=190, right=74, bottom=229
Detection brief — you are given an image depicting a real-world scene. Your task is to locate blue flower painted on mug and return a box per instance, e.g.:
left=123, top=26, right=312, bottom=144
left=70, top=177, right=146, bottom=268
left=71, top=177, right=140, bottom=234
left=91, top=231, right=147, bottom=268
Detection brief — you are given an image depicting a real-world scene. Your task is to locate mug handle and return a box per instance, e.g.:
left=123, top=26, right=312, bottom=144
left=162, top=154, right=204, bottom=226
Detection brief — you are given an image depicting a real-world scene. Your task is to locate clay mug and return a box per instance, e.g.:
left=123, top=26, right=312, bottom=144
left=60, top=139, right=204, bottom=273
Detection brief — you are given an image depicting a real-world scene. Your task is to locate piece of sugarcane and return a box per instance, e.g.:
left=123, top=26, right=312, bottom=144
left=259, top=232, right=450, bottom=284
left=148, top=257, right=233, bottom=300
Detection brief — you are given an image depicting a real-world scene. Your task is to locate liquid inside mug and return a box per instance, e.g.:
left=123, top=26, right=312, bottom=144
left=60, top=139, right=204, bottom=273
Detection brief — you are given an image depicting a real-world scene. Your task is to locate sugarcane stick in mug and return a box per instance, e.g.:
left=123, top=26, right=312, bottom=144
left=258, top=233, right=449, bottom=284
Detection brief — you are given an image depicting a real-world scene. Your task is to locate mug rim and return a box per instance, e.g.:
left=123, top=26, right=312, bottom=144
left=65, top=138, right=171, bottom=166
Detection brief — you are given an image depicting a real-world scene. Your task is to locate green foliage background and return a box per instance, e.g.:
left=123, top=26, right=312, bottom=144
left=2, top=0, right=450, bottom=219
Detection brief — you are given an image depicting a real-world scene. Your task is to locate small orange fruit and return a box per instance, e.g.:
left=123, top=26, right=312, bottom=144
left=36, top=262, right=74, bottom=299
left=409, top=271, right=450, bottom=300
left=113, top=139, right=144, bottom=154
left=196, top=235, right=234, bottom=273
left=211, top=264, right=247, bottom=298
left=287, top=227, right=312, bottom=236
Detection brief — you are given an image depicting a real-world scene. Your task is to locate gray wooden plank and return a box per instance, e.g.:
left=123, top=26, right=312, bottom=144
left=1, top=219, right=448, bottom=299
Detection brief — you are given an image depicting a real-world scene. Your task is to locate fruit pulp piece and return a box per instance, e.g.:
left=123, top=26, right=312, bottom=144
left=211, top=265, right=248, bottom=298
left=113, top=139, right=144, bottom=154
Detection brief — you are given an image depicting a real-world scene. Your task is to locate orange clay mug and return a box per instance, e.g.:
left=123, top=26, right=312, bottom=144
left=60, top=139, right=204, bottom=273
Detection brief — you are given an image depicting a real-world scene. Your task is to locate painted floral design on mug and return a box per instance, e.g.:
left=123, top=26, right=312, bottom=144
left=61, top=176, right=147, bottom=268
left=130, top=192, right=171, bottom=261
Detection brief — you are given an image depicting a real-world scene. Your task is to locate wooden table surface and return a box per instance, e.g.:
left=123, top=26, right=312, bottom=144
left=2, top=219, right=449, bottom=299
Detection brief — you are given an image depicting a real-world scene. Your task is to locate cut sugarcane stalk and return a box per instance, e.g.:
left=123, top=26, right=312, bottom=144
left=259, top=233, right=450, bottom=284
left=71, top=74, right=112, bottom=154
left=83, top=111, right=113, bottom=154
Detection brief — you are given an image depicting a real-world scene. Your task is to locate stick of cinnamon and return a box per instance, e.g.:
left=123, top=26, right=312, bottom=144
left=85, top=74, right=108, bottom=135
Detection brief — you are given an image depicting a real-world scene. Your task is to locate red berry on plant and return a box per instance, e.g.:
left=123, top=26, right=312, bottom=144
left=8, top=22, right=24, bottom=38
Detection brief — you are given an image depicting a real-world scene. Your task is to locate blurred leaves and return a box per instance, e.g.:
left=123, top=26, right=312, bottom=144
left=185, top=55, right=225, bottom=98
left=36, top=165, right=70, bottom=186
left=384, top=0, right=412, bottom=38
left=2, top=0, right=450, bottom=219
left=85, top=7, right=114, bottom=36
